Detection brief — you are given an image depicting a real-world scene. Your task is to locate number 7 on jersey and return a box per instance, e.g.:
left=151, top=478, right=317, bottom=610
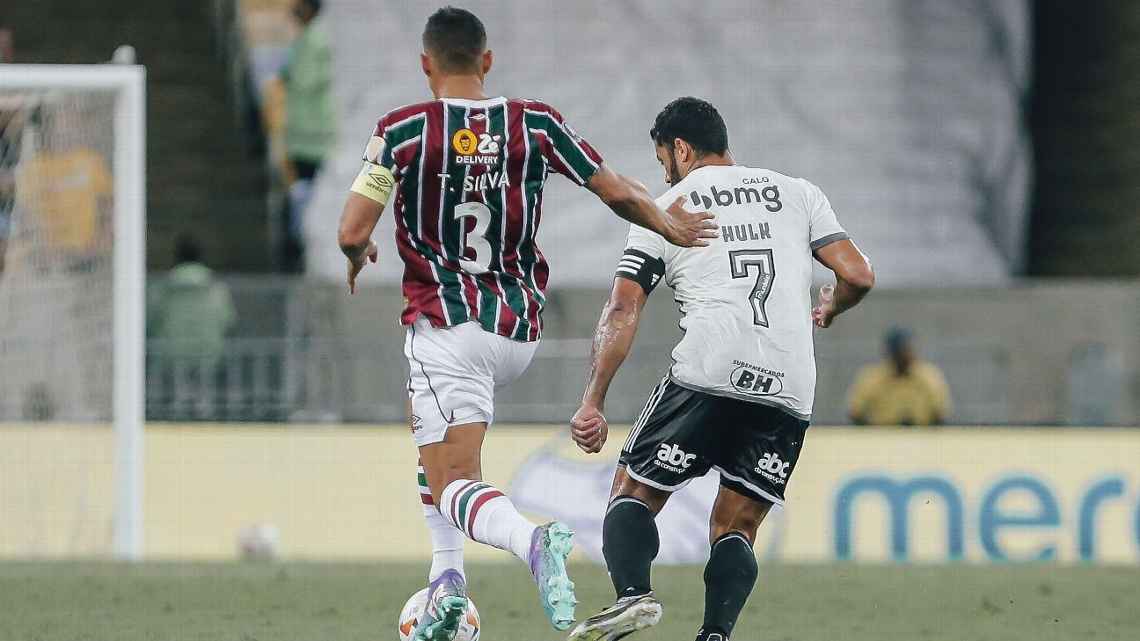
left=729, top=249, right=775, bottom=327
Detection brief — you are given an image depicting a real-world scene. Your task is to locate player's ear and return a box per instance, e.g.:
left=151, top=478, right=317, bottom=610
left=673, top=137, right=692, bottom=164
left=420, top=52, right=432, bottom=77
left=481, top=49, right=493, bottom=75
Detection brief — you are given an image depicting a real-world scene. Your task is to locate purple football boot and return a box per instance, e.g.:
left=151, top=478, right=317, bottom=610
left=412, top=569, right=469, bottom=641
left=529, top=521, right=577, bottom=630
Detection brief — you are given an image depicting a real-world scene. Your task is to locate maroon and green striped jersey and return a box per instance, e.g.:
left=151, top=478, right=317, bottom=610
left=363, top=97, right=604, bottom=341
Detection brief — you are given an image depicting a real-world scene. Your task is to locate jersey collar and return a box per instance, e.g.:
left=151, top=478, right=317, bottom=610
left=438, top=96, right=507, bottom=108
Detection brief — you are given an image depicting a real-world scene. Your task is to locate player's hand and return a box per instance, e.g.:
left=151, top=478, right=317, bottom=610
left=347, top=240, right=378, bottom=295
left=662, top=196, right=717, bottom=248
left=812, top=283, right=837, bottom=328
left=570, top=404, right=609, bottom=454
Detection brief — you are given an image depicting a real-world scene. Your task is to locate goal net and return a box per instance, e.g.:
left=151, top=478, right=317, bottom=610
left=0, top=66, right=145, bottom=558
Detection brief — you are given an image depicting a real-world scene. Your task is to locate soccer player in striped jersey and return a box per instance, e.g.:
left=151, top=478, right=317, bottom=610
left=336, top=7, right=716, bottom=641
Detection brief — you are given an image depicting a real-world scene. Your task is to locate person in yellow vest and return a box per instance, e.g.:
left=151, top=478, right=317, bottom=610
left=848, top=327, right=952, bottom=426
left=16, top=146, right=112, bottom=267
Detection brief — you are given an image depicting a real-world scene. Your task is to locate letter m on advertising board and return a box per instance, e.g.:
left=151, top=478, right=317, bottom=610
left=834, top=475, right=965, bottom=561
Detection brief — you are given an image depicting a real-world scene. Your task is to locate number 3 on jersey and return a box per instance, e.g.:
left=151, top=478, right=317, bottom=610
left=729, top=249, right=775, bottom=327
left=455, top=202, right=494, bottom=274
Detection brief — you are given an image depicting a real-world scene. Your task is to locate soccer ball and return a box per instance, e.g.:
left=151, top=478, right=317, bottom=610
left=397, top=587, right=481, bottom=641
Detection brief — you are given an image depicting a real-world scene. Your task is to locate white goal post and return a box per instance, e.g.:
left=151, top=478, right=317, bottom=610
left=0, top=65, right=146, bottom=559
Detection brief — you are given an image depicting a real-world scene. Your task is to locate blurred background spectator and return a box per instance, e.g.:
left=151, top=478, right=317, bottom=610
left=147, top=235, right=237, bottom=416
left=0, top=24, right=14, bottom=276
left=848, top=327, right=952, bottom=426
left=0, top=103, right=16, bottom=277
left=0, top=25, right=13, bottom=63
left=279, top=0, right=333, bottom=273
left=17, top=123, right=112, bottom=271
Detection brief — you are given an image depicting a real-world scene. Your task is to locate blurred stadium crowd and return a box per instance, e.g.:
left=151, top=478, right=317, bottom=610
left=0, top=0, right=1137, bottom=427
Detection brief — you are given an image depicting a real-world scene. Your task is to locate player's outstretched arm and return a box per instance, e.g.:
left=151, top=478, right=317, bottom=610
left=337, top=192, right=384, bottom=294
left=586, top=165, right=717, bottom=248
left=571, top=277, right=649, bottom=454
left=812, top=239, right=875, bottom=328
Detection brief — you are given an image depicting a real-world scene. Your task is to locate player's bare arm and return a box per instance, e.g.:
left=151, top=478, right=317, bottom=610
left=338, top=141, right=398, bottom=294
left=812, top=238, right=875, bottom=328
left=587, top=164, right=717, bottom=248
left=337, top=192, right=382, bottom=294
left=571, top=277, right=649, bottom=454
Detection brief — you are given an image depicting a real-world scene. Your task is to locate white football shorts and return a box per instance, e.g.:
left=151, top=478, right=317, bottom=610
left=404, top=317, right=538, bottom=446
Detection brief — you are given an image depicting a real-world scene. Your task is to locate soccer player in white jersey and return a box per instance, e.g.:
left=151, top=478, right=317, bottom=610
left=566, top=97, right=875, bottom=641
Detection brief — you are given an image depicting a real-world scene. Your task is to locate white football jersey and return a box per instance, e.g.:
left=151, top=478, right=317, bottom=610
left=616, top=165, right=848, bottom=419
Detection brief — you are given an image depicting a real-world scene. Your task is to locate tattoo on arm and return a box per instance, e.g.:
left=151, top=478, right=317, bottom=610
left=582, top=278, right=650, bottom=409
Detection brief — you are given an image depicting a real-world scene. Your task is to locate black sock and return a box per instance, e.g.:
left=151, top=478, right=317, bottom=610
left=602, top=496, right=659, bottom=598
left=699, top=532, right=758, bottom=640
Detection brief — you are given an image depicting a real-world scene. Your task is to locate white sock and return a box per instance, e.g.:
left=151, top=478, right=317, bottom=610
left=418, top=463, right=465, bottom=581
left=440, top=479, right=538, bottom=564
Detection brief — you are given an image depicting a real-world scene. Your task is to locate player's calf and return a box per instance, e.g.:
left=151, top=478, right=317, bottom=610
left=439, top=479, right=537, bottom=562
left=699, top=486, right=770, bottom=640
left=438, top=479, right=578, bottom=629
left=697, top=532, right=758, bottom=641
left=569, top=494, right=665, bottom=641
left=417, top=460, right=465, bottom=582
left=601, top=495, right=660, bottom=598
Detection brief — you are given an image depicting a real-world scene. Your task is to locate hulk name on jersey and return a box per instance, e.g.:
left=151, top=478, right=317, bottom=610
left=617, top=165, right=849, bottom=419
left=358, top=97, right=603, bottom=342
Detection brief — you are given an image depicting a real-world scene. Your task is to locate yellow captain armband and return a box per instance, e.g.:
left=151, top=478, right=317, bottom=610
left=350, top=162, right=397, bottom=204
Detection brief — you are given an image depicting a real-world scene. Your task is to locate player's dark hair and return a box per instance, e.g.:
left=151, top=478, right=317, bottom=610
left=650, top=97, right=729, bottom=156
left=423, top=6, right=487, bottom=73
left=297, top=0, right=322, bottom=14
left=174, top=235, right=202, bottom=265
left=885, top=326, right=913, bottom=353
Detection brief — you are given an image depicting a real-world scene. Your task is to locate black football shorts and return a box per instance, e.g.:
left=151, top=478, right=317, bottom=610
left=618, top=377, right=809, bottom=505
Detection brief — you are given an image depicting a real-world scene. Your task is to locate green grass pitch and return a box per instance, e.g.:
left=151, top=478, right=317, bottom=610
left=2, top=561, right=1137, bottom=641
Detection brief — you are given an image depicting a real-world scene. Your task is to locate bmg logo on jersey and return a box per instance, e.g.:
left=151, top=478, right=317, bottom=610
left=654, top=443, right=696, bottom=474
left=690, top=183, right=782, bottom=212
left=755, top=452, right=790, bottom=485
left=730, top=361, right=785, bottom=397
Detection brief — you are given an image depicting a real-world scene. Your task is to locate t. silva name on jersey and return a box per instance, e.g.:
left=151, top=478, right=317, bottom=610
left=446, top=170, right=510, bottom=193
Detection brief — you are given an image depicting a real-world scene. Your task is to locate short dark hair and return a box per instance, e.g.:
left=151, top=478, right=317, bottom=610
left=299, top=0, right=321, bottom=13
left=423, top=6, right=486, bottom=73
left=885, top=326, right=913, bottom=353
left=174, top=235, right=202, bottom=265
left=649, top=97, right=729, bottom=156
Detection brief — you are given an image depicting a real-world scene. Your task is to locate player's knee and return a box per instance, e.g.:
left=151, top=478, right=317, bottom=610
left=423, top=456, right=482, bottom=504
left=612, top=471, right=670, bottom=514
left=709, top=501, right=769, bottom=544
left=444, top=458, right=480, bottom=481
left=709, top=520, right=760, bottom=546
left=431, top=465, right=479, bottom=497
